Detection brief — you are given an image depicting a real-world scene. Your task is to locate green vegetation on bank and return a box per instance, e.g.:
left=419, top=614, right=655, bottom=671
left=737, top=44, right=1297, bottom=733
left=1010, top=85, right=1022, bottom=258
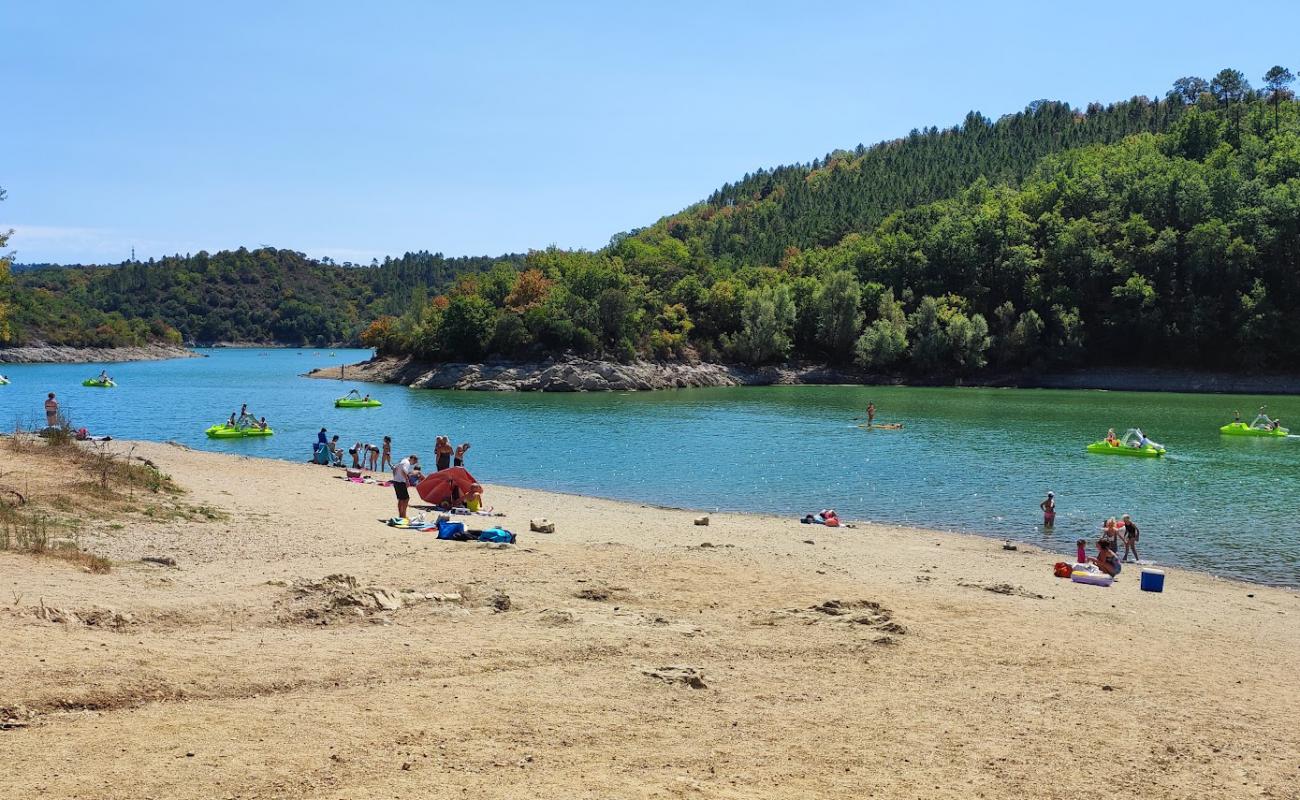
left=363, top=67, right=1300, bottom=375
left=7, top=248, right=520, bottom=347
left=6, top=67, right=1299, bottom=376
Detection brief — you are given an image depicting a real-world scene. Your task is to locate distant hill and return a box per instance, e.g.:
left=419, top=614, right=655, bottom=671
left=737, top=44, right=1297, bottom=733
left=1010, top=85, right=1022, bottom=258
left=8, top=248, right=521, bottom=347
left=363, top=67, right=1300, bottom=374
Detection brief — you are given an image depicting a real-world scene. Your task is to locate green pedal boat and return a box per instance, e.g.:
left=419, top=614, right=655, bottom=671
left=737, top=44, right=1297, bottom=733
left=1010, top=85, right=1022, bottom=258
left=1220, top=421, right=1289, bottom=437
left=205, top=423, right=274, bottom=438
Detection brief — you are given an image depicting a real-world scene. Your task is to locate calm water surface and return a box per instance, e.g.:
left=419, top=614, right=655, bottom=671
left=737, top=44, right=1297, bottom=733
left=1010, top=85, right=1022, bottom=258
left=3, top=348, right=1298, bottom=586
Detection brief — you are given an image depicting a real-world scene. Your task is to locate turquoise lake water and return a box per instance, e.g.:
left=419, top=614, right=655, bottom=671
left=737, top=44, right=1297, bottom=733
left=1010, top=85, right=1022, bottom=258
left=2, top=348, right=1298, bottom=586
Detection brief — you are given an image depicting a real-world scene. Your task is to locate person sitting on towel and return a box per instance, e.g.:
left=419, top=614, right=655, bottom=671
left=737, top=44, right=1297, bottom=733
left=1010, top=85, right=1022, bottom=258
left=464, top=483, right=483, bottom=512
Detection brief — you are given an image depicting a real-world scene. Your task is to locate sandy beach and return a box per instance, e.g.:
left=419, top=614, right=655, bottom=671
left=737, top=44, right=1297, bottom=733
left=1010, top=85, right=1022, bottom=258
left=2, top=440, right=1297, bottom=799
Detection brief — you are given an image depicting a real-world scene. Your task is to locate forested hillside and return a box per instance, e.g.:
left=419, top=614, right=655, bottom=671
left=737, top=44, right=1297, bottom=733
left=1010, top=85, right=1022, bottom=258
left=364, top=67, right=1300, bottom=375
left=8, top=248, right=521, bottom=347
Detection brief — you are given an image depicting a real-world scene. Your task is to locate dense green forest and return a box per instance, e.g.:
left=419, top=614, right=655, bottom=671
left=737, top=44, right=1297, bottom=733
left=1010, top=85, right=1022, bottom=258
left=7, top=67, right=1300, bottom=374
left=361, top=67, right=1300, bottom=375
left=6, top=248, right=520, bottom=347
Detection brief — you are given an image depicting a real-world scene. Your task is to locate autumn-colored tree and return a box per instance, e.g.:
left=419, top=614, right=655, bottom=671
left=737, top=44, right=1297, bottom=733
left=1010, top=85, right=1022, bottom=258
left=504, top=268, right=553, bottom=311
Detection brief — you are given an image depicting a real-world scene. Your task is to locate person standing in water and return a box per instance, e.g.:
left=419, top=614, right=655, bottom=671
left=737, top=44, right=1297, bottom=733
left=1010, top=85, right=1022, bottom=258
left=1040, top=492, right=1056, bottom=529
left=454, top=441, right=470, bottom=467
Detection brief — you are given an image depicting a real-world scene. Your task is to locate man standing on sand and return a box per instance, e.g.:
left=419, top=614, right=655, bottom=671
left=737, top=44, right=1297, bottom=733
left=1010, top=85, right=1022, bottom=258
left=392, top=454, right=421, bottom=519
left=45, top=392, right=59, bottom=428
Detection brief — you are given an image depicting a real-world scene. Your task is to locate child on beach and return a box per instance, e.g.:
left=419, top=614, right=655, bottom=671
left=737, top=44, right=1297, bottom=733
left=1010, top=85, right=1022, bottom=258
left=454, top=442, right=470, bottom=467
left=381, top=436, right=393, bottom=471
left=1040, top=492, right=1055, bottom=529
left=1076, top=538, right=1087, bottom=564
left=1101, top=518, right=1121, bottom=553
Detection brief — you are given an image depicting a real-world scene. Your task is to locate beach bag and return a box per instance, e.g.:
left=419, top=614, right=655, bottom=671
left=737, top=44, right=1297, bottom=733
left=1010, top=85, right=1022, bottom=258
left=1053, top=562, right=1073, bottom=578
left=477, top=527, right=516, bottom=544
left=436, top=519, right=468, bottom=541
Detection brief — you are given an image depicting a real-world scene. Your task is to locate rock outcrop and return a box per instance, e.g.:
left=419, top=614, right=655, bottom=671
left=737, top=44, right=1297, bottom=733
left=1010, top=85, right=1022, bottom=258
left=306, top=356, right=862, bottom=392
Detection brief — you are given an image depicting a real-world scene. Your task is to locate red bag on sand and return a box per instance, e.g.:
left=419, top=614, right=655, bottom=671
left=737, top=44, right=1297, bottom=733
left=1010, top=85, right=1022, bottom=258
left=1053, top=562, right=1072, bottom=578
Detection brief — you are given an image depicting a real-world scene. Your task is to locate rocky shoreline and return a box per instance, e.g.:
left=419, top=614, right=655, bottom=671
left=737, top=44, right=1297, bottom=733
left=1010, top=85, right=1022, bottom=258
left=308, top=355, right=1300, bottom=395
left=306, top=355, right=859, bottom=391
left=0, top=344, right=198, bottom=364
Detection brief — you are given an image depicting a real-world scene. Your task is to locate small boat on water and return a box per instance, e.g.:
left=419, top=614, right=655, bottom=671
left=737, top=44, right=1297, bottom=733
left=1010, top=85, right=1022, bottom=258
left=1221, top=411, right=1289, bottom=437
left=82, top=377, right=116, bottom=388
left=335, top=389, right=381, bottom=408
left=1087, top=428, right=1166, bottom=458
left=205, top=423, right=274, bottom=438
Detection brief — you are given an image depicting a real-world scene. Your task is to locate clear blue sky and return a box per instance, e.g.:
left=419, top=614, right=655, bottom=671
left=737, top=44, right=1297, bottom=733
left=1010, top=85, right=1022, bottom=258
left=5, top=0, right=1298, bottom=265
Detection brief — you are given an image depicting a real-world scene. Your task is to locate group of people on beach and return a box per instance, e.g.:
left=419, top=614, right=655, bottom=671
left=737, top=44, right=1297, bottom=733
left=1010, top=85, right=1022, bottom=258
left=315, top=428, right=392, bottom=471
left=1041, top=491, right=1141, bottom=578
left=390, top=446, right=483, bottom=519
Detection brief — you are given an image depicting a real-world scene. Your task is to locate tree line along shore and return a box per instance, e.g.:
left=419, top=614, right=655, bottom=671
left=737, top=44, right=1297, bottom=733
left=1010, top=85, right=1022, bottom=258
left=5, top=68, right=1300, bottom=384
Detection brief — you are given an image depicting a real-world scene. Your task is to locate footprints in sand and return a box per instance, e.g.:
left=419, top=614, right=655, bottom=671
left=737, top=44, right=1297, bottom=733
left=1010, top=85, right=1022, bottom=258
left=276, top=574, right=509, bottom=625
left=640, top=665, right=708, bottom=689
left=760, top=598, right=907, bottom=644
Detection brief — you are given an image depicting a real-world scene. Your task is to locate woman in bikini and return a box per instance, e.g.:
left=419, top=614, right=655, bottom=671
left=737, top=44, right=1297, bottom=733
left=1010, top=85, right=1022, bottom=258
left=435, top=436, right=454, bottom=471
left=1040, top=492, right=1056, bottom=529
left=381, top=436, right=393, bottom=471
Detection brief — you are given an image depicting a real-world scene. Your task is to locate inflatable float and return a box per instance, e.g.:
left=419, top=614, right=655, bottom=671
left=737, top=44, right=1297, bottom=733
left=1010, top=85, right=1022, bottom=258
left=1071, top=565, right=1114, bottom=587
left=416, top=466, right=477, bottom=506
left=82, top=378, right=116, bottom=388
left=204, top=423, right=274, bottom=438
left=1220, top=421, right=1289, bottom=437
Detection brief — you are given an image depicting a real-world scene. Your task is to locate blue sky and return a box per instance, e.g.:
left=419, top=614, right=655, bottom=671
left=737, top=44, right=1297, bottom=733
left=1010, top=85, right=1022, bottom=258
left=5, top=0, right=1298, bottom=265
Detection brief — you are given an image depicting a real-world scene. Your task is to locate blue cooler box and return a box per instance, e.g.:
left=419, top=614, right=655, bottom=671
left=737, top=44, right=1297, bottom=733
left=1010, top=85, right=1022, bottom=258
left=1140, top=568, right=1165, bottom=592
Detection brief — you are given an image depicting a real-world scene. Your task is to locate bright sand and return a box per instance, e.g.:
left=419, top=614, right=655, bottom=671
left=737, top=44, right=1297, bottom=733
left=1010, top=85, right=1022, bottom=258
left=2, top=441, right=1297, bottom=799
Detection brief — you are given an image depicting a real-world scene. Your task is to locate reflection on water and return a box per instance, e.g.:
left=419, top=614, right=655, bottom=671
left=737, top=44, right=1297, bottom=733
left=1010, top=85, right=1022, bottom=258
left=2, top=349, right=1298, bottom=585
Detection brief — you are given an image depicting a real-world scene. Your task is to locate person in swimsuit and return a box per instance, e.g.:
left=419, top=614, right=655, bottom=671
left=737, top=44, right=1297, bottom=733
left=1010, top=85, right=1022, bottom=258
left=1120, top=514, right=1140, bottom=562
left=866, top=402, right=876, bottom=426
left=1040, top=492, right=1055, bottom=529
left=1101, top=518, right=1121, bottom=553
left=258, top=416, right=268, bottom=431
left=1233, top=410, right=1242, bottom=423
left=1091, top=539, right=1122, bottom=577
left=45, top=393, right=60, bottom=427
left=435, top=436, right=453, bottom=471
left=1105, top=428, right=1119, bottom=447
left=454, top=442, right=470, bottom=467
left=366, top=443, right=380, bottom=471
left=227, top=412, right=238, bottom=427
left=464, top=483, right=484, bottom=512
left=381, top=436, right=393, bottom=471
